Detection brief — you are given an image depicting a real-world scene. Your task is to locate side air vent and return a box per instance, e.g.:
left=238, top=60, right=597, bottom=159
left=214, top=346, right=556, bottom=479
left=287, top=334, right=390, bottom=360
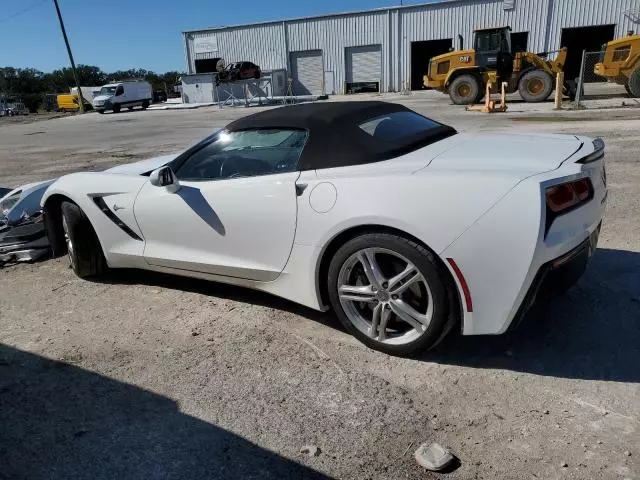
left=93, top=197, right=142, bottom=241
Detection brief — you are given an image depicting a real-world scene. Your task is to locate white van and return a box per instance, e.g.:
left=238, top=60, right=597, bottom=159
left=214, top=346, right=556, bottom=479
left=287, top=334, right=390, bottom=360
left=93, top=80, right=152, bottom=113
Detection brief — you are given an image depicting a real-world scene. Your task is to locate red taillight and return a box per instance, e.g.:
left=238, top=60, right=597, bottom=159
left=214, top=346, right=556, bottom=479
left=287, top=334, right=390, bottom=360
left=546, top=178, right=593, bottom=213
left=573, top=178, right=591, bottom=201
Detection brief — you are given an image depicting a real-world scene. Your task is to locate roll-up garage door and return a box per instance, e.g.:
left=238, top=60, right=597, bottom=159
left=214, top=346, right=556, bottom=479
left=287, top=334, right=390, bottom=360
left=346, top=45, right=382, bottom=84
left=290, top=50, right=323, bottom=95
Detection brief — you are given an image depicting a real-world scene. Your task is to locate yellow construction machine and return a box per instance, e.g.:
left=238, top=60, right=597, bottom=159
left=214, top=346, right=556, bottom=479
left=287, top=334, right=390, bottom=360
left=424, top=26, right=573, bottom=104
left=594, top=31, right=640, bottom=97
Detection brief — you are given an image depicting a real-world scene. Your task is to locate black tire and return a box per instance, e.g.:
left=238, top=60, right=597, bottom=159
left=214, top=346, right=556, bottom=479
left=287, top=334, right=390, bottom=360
left=448, top=74, right=481, bottom=105
left=127, top=106, right=134, bottom=111
left=518, top=70, right=553, bottom=102
left=327, top=233, right=455, bottom=356
left=96, top=109, right=104, bottom=114
left=627, top=67, right=640, bottom=97
left=112, top=104, right=121, bottom=113
left=141, top=100, right=149, bottom=109
left=61, top=201, right=106, bottom=278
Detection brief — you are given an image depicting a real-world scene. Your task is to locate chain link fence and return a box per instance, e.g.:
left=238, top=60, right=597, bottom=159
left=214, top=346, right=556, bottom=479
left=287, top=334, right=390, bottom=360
left=575, top=50, right=617, bottom=108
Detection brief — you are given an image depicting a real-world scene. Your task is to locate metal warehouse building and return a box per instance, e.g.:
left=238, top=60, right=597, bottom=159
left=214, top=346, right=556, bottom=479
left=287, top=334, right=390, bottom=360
left=183, top=0, right=640, bottom=95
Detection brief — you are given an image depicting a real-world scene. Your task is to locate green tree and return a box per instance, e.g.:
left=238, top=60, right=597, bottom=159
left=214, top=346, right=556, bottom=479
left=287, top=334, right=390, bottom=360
left=1, top=65, right=185, bottom=111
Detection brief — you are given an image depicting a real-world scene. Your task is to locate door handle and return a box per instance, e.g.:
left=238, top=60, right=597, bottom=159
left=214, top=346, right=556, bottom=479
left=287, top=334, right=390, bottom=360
left=295, top=183, right=308, bottom=196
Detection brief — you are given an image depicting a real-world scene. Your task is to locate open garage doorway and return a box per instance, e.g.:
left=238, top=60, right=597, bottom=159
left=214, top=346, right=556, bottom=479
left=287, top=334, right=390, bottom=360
left=410, top=39, right=452, bottom=90
left=195, top=58, right=222, bottom=74
left=561, top=25, right=616, bottom=82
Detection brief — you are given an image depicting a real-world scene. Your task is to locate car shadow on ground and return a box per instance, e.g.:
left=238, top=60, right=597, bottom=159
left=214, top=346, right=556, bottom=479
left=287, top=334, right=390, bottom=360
left=0, top=344, right=332, bottom=480
left=426, top=247, right=640, bottom=384
left=99, top=268, right=342, bottom=333
left=97, top=248, right=639, bottom=384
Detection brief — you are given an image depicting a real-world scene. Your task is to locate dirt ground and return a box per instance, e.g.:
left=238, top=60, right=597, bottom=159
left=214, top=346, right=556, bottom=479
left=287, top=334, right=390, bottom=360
left=0, top=111, right=74, bottom=127
left=0, top=92, right=638, bottom=480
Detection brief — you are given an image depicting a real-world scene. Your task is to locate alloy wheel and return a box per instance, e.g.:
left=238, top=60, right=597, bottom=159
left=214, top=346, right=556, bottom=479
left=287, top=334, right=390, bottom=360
left=337, top=248, right=433, bottom=346
left=62, top=215, right=75, bottom=269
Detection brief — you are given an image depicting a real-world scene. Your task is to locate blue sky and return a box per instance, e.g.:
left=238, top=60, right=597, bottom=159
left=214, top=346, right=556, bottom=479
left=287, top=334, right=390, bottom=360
left=0, top=0, right=429, bottom=73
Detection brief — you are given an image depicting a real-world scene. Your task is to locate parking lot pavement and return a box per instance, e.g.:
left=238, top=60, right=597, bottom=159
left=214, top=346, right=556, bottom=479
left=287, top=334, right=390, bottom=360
left=0, top=95, right=638, bottom=479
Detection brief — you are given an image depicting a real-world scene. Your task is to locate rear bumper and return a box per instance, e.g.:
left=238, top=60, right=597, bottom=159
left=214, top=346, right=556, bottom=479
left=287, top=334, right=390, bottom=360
left=508, top=223, right=600, bottom=331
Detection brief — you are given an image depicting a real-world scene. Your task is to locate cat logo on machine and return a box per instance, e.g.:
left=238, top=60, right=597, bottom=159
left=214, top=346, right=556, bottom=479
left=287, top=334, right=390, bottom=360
left=459, top=55, right=471, bottom=63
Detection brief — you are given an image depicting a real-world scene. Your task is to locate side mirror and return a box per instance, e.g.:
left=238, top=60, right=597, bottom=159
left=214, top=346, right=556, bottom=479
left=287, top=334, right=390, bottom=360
left=150, top=166, right=180, bottom=193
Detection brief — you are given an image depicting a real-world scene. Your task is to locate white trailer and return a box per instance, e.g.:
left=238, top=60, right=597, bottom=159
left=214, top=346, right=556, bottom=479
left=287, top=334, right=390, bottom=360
left=70, top=86, right=98, bottom=103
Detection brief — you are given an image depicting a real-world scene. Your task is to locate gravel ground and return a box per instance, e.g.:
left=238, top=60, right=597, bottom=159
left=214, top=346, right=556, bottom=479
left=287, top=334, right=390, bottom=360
left=0, top=92, right=638, bottom=479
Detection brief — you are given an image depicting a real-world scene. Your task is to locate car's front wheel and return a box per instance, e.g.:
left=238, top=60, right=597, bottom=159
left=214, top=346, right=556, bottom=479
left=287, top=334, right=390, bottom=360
left=327, top=233, right=454, bottom=356
left=61, top=201, right=106, bottom=278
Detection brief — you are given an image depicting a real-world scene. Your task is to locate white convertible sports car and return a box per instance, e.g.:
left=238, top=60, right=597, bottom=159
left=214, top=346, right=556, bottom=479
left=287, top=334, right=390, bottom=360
left=41, top=102, right=606, bottom=355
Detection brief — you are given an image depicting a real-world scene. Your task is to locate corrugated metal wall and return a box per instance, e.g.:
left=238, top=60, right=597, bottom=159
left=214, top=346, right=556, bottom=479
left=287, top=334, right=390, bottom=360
left=398, top=0, right=548, bottom=89
left=548, top=0, right=639, bottom=50
left=287, top=12, right=389, bottom=94
left=186, top=23, right=285, bottom=74
left=184, top=0, right=640, bottom=93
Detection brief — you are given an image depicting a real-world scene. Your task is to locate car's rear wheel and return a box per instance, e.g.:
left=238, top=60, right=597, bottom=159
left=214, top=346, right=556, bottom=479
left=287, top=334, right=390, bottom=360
left=327, top=233, right=453, bottom=356
left=61, top=201, right=106, bottom=278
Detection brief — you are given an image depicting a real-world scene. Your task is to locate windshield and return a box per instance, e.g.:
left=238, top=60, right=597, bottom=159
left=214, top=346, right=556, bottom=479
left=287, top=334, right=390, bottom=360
left=99, top=86, right=117, bottom=96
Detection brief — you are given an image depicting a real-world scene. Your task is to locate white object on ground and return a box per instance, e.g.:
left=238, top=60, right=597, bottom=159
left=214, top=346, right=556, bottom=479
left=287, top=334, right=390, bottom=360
left=299, top=445, right=321, bottom=457
left=414, top=442, right=455, bottom=471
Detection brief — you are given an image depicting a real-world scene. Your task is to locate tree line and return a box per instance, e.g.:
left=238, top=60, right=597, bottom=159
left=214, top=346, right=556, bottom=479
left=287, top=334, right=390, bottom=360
left=0, top=65, right=184, bottom=112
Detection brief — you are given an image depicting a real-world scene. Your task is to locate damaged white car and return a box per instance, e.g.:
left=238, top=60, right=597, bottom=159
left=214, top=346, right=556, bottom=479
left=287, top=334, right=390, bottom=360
left=0, top=181, right=55, bottom=263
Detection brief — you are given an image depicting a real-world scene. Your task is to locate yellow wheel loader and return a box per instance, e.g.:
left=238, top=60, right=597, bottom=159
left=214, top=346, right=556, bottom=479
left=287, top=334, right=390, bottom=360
left=423, top=26, right=572, bottom=105
left=594, top=31, right=640, bottom=97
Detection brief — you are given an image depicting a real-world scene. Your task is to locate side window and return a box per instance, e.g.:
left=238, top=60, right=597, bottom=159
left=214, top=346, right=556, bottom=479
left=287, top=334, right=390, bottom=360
left=359, top=111, right=441, bottom=141
left=175, top=129, right=308, bottom=181
left=115, top=86, right=124, bottom=96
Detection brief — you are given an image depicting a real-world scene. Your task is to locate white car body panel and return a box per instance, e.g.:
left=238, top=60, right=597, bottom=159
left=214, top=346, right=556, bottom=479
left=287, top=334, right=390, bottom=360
left=441, top=137, right=605, bottom=334
left=43, top=173, right=149, bottom=264
left=41, top=127, right=606, bottom=336
left=134, top=171, right=299, bottom=281
left=105, top=154, right=177, bottom=174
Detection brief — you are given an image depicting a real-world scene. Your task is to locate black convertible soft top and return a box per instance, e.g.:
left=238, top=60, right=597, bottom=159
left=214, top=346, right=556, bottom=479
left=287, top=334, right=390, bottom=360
left=226, top=101, right=456, bottom=171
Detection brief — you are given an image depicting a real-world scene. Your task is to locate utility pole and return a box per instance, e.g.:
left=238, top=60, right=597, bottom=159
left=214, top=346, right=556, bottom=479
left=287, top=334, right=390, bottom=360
left=52, top=0, right=84, bottom=113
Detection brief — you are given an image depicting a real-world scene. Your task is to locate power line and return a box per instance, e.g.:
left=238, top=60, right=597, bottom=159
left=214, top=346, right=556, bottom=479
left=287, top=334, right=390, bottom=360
left=0, top=0, right=48, bottom=24
left=52, top=0, right=85, bottom=112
